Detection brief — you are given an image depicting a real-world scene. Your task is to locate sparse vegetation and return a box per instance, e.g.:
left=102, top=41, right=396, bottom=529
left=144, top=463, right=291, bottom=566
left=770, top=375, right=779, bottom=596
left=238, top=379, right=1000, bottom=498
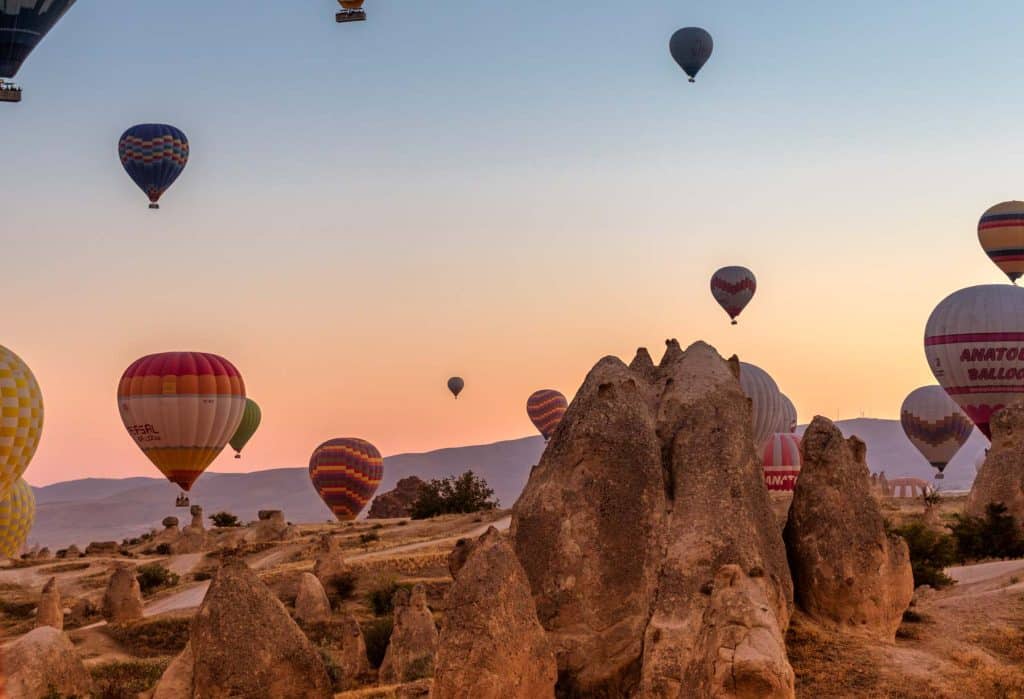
left=371, top=523, right=384, bottom=530
left=325, top=570, right=358, bottom=602
left=193, top=570, right=213, bottom=581
left=90, top=659, right=169, bottom=698
left=362, top=617, right=394, bottom=668
left=135, top=563, right=181, bottom=595
left=105, top=617, right=190, bottom=657
left=366, top=575, right=412, bottom=616
left=409, top=470, right=498, bottom=520
left=0, top=599, right=36, bottom=619
left=155, top=543, right=172, bottom=556
left=210, top=511, right=241, bottom=528
left=949, top=503, right=1024, bottom=561
left=358, top=531, right=380, bottom=545
left=892, top=521, right=957, bottom=589
left=39, top=562, right=89, bottom=574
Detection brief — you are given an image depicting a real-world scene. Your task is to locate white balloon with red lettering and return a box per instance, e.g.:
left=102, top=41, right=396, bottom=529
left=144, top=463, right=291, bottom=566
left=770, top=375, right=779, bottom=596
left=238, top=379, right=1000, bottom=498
left=739, top=362, right=788, bottom=445
left=924, top=284, right=1024, bottom=438
left=762, top=433, right=801, bottom=492
left=899, top=385, right=973, bottom=479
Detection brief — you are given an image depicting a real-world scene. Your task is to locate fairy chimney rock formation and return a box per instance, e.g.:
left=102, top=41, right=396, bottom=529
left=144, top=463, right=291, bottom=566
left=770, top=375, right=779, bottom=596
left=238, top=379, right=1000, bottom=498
left=35, top=576, right=63, bottom=630
left=102, top=565, right=144, bottom=624
left=783, top=416, right=914, bottom=641
left=967, top=399, right=1024, bottom=522
left=294, top=572, right=332, bottom=625
left=379, top=584, right=439, bottom=684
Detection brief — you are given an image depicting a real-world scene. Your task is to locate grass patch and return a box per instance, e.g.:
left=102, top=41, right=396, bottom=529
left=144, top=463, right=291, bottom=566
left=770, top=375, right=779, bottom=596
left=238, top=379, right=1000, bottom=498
left=105, top=617, right=190, bottom=657
left=786, top=616, right=882, bottom=697
left=325, top=570, right=358, bottom=603
left=38, top=562, right=90, bottom=574
left=366, top=575, right=412, bottom=617
left=90, top=659, right=169, bottom=698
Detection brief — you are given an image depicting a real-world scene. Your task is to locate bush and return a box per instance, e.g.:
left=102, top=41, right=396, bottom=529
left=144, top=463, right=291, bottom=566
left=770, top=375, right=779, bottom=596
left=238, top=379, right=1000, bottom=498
left=892, top=522, right=957, bottom=589
left=371, top=523, right=384, bottom=530
left=366, top=576, right=412, bottom=617
left=410, top=470, right=498, bottom=520
left=326, top=570, right=358, bottom=601
left=210, top=511, right=241, bottom=528
left=105, top=617, right=190, bottom=657
left=155, top=543, right=172, bottom=556
left=359, top=531, right=380, bottom=545
left=90, top=659, right=168, bottom=698
left=361, top=618, right=393, bottom=668
left=949, top=503, right=1024, bottom=561
left=135, top=563, right=180, bottom=595
left=193, top=570, right=213, bottom=581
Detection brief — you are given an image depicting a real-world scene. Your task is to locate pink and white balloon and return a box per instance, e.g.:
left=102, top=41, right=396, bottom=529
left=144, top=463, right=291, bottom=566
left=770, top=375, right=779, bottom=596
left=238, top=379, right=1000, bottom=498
left=761, top=433, right=801, bottom=492
left=710, top=266, right=756, bottom=325
left=899, top=385, right=973, bottom=480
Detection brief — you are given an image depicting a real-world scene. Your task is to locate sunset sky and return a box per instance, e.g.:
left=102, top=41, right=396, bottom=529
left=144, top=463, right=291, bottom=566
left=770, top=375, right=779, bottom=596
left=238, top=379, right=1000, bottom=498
left=4, top=1, right=1022, bottom=486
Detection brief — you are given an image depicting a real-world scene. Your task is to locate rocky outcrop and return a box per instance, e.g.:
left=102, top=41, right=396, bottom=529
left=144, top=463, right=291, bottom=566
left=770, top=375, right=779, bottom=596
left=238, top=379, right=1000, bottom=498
left=369, top=476, right=426, bottom=519
left=380, top=584, right=439, bottom=684
left=190, top=557, right=333, bottom=698
left=511, top=341, right=793, bottom=697
left=35, top=547, right=51, bottom=561
left=85, top=540, right=120, bottom=556
left=162, top=516, right=180, bottom=529
left=313, top=534, right=352, bottom=593
left=173, top=505, right=206, bottom=554
left=245, top=509, right=296, bottom=544
left=102, top=565, right=144, bottom=623
left=1, top=627, right=93, bottom=698
left=35, top=577, right=63, bottom=630
left=784, top=416, right=914, bottom=641
left=295, top=572, right=332, bottom=624
left=967, top=400, right=1024, bottom=523
left=67, top=597, right=98, bottom=628
left=153, top=642, right=195, bottom=699
left=58, top=544, right=82, bottom=559
left=304, top=613, right=371, bottom=690
left=434, top=527, right=557, bottom=699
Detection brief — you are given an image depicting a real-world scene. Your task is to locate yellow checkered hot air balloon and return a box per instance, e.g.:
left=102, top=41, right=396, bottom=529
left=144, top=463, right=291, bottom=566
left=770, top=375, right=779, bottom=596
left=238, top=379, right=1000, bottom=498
left=0, top=345, right=43, bottom=498
left=0, top=478, right=35, bottom=558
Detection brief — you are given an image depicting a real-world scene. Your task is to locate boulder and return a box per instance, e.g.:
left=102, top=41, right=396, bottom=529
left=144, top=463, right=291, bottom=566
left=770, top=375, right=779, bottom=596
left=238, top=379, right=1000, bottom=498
left=379, top=584, right=439, bottom=684
left=190, top=557, right=333, bottom=698
left=102, top=564, right=144, bottom=624
left=85, top=540, right=120, bottom=556
left=35, top=547, right=51, bottom=561
left=173, top=505, right=207, bottom=554
left=245, top=509, right=296, bottom=544
left=434, top=527, right=557, bottom=699
left=511, top=341, right=793, bottom=697
left=295, top=572, right=332, bottom=624
left=368, top=476, right=426, bottom=519
left=967, top=400, right=1024, bottom=523
left=784, top=416, right=914, bottom=641
left=62, top=544, right=82, bottom=559
left=35, top=576, right=63, bottom=630
left=1, top=626, right=93, bottom=698
left=162, top=516, right=180, bottom=529
left=153, top=642, right=195, bottom=699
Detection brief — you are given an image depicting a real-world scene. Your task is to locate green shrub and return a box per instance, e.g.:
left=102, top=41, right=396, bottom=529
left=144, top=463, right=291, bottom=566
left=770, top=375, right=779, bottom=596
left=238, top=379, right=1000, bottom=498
left=135, top=563, right=180, bottom=595
left=105, top=617, right=190, bottom=657
left=326, top=570, right=358, bottom=601
left=155, top=543, right=172, bottom=556
left=371, top=523, right=384, bottom=530
left=949, top=503, right=1024, bottom=561
left=410, top=470, right=498, bottom=520
left=361, top=618, right=393, bottom=668
left=193, top=570, right=212, bottom=581
left=209, top=511, right=241, bottom=528
left=892, top=521, right=957, bottom=589
left=366, top=576, right=412, bottom=616
left=359, top=531, right=380, bottom=545
left=90, top=659, right=169, bottom=698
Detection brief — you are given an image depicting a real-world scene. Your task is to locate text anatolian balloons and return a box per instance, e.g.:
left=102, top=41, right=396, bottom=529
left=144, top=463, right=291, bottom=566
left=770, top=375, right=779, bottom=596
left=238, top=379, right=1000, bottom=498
left=978, top=201, right=1024, bottom=283
left=669, top=27, right=713, bottom=82
left=924, top=284, right=1024, bottom=438
left=309, top=438, right=383, bottom=521
left=711, top=266, right=756, bottom=325
left=900, top=386, right=973, bottom=479
left=761, top=433, right=801, bottom=492
left=0, top=345, right=43, bottom=498
left=526, top=389, right=568, bottom=441
left=118, top=352, right=246, bottom=491
left=0, top=478, right=34, bottom=558
left=739, top=362, right=788, bottom=446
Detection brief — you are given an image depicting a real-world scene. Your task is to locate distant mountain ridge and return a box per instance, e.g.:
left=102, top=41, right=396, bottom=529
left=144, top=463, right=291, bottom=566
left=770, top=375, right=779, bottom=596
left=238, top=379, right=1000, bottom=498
left=26, top=419, right=983, bottom=549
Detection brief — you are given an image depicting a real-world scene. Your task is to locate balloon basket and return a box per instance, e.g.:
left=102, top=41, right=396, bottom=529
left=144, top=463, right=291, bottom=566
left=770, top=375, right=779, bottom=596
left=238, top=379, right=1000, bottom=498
left=688, top=77, right=696, bottom=83
left=0, top=83, right=22, bottom=103
left=336, top=9, right=366, bottom=22
left=234, top=454, right=241, bottom=459
left=731, top=320, right=737, bottom=325
left=148, top=203, right=160, bottom=210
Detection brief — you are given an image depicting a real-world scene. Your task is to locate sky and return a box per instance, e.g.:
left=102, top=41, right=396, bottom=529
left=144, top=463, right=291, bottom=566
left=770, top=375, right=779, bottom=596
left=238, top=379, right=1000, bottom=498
left=4, top=0, right=1024, bottom=486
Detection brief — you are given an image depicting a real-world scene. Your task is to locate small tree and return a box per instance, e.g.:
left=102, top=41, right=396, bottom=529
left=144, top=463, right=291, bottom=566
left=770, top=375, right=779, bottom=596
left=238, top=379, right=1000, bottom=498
left=892, top=522, right=957, bottom=589
left=135, top=563, right=180, bottom=595
left=409, top=470, right=498, bottom=520
left=949, top=503, right=1024, bottom=561
left=209, top=511, right=240, bottom=528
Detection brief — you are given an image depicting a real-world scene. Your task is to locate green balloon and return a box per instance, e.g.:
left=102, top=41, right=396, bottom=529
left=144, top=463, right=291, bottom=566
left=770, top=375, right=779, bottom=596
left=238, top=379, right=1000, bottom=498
left=229, top=399, right=262, bottom=457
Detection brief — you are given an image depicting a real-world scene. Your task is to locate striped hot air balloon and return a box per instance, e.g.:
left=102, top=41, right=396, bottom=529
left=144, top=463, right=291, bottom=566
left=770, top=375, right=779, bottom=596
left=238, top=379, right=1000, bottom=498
left=761, top=433, right=801, bottom=492
left=978, top=201, right=1024, bottom=283
left=229, top=398, right=262, bottom=458
left=0, top=478, right=34, bottom=558
left=118, top=124, right=189, bottom=209
left=900, top=386, right=973, bottom=479
left=711, top=266, right=756, bottom=325
left=309, top=438, right=383, bottom=521
left=739, top=362, right=788, bottom=446
left=118, top=352, right=246, bottom=492
left=0, top=345, right=43, bottom=498
left=924, top=284, right=1024, bottom=438
left=526, top=389, right=568, bottom=441
left=780, top=394, right=798, bottom=433
left=0, top=0, right=76, bottom=80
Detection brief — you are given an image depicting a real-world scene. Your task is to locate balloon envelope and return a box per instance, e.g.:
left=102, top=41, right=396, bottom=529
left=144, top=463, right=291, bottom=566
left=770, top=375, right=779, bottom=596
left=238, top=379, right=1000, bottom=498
left=900, top=385, right=973, bottom=476
left=118, top=124, right=189, bottom=208
left=229, top=398, right=262, bottom=456
left=711, top=266, right=756, bottom=324
left=669, top=27, right=713, bottom=81
left=527, top=389, right=568, bottom=440
left=924, top=284, right=1024, bottom=438
left=0, top=345, right=43, bottom=498
left=447, top=377, right=464, bottom=399
left=761, top=433, right=801, bottom=492
left=739, top=362, right=787, bottom=446
left=0, top=0, right=76, bottom=79
left=780, top=394, right=797, bottom=433
left=118, top=352, right=246, bottom=491
left=0, top=478, right=34, bottom=558
left=978, top=201, right=1024, bottom=283
left=309, top=438, right=383, bottom=521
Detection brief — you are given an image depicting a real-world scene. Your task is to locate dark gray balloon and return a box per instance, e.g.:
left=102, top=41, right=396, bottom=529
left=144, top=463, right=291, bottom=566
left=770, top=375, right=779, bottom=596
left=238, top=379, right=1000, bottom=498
left=447, top=376, right=464, bottom=399
left=669, top=27, right=713, bottom=82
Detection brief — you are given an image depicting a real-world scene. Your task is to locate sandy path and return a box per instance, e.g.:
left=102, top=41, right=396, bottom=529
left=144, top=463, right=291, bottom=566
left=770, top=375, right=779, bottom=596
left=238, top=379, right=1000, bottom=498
left=946, top=558, right=1024, bottom=585
left=347, top=515, right=511, bottom=562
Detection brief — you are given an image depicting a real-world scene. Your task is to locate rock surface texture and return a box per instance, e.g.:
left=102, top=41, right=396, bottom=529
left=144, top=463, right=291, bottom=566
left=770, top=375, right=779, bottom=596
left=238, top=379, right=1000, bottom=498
left=380, top=584, right=439, bottom=684
left=511, top=340, right=794, bottom=698
left=434, top=526, right=557, bottom=699
left=784, top=416, right=914, bottom=641
left=1, top=626, right=94, bottom=698
left=368, top=476, right=426, bottom=519
left=967, top=400, right=1024, bottom=522
left=294, top=571, right=333, bottom=624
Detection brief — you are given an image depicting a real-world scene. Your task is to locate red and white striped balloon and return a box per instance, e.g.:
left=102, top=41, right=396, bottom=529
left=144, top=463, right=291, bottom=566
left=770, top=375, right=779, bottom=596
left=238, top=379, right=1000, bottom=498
left=761, top=433, right=801, bottom=492
left=710, top=266, right=756, bottom=325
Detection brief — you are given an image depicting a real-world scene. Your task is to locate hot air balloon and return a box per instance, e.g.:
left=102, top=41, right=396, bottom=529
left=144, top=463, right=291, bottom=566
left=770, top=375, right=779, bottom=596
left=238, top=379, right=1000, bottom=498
left=978, top=201, right=1024, bottom=283
left=229, top=398, right=262, bottom=459
left=761, top=433, right=801, bottom=492
left=337, top=0, right=366, bottom=22
left=118, top=124, right=189, bottom=209
left=924, top=284, right=1024, bottom=438
left=118, top=352, right=246, bottom=495
left=711, top=266, right=756, bottom=325
left=0, top=345, right=43, bottom=498
left=309, top=438, right=383, bottom=521
left=739, top=362, right=788, bottom=446
left=527, top=389, right=568, bottom=441
left=0, top=0, right=76, bottom=102
left=780, top=394, right=798, bottom=433
left=669, top=27, right=713, bottom=82
left=0, top=478, right=34, bottom=558
left=447, top=377, right=464, bottom=399
left=900, top=386, right=973, bottom=480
